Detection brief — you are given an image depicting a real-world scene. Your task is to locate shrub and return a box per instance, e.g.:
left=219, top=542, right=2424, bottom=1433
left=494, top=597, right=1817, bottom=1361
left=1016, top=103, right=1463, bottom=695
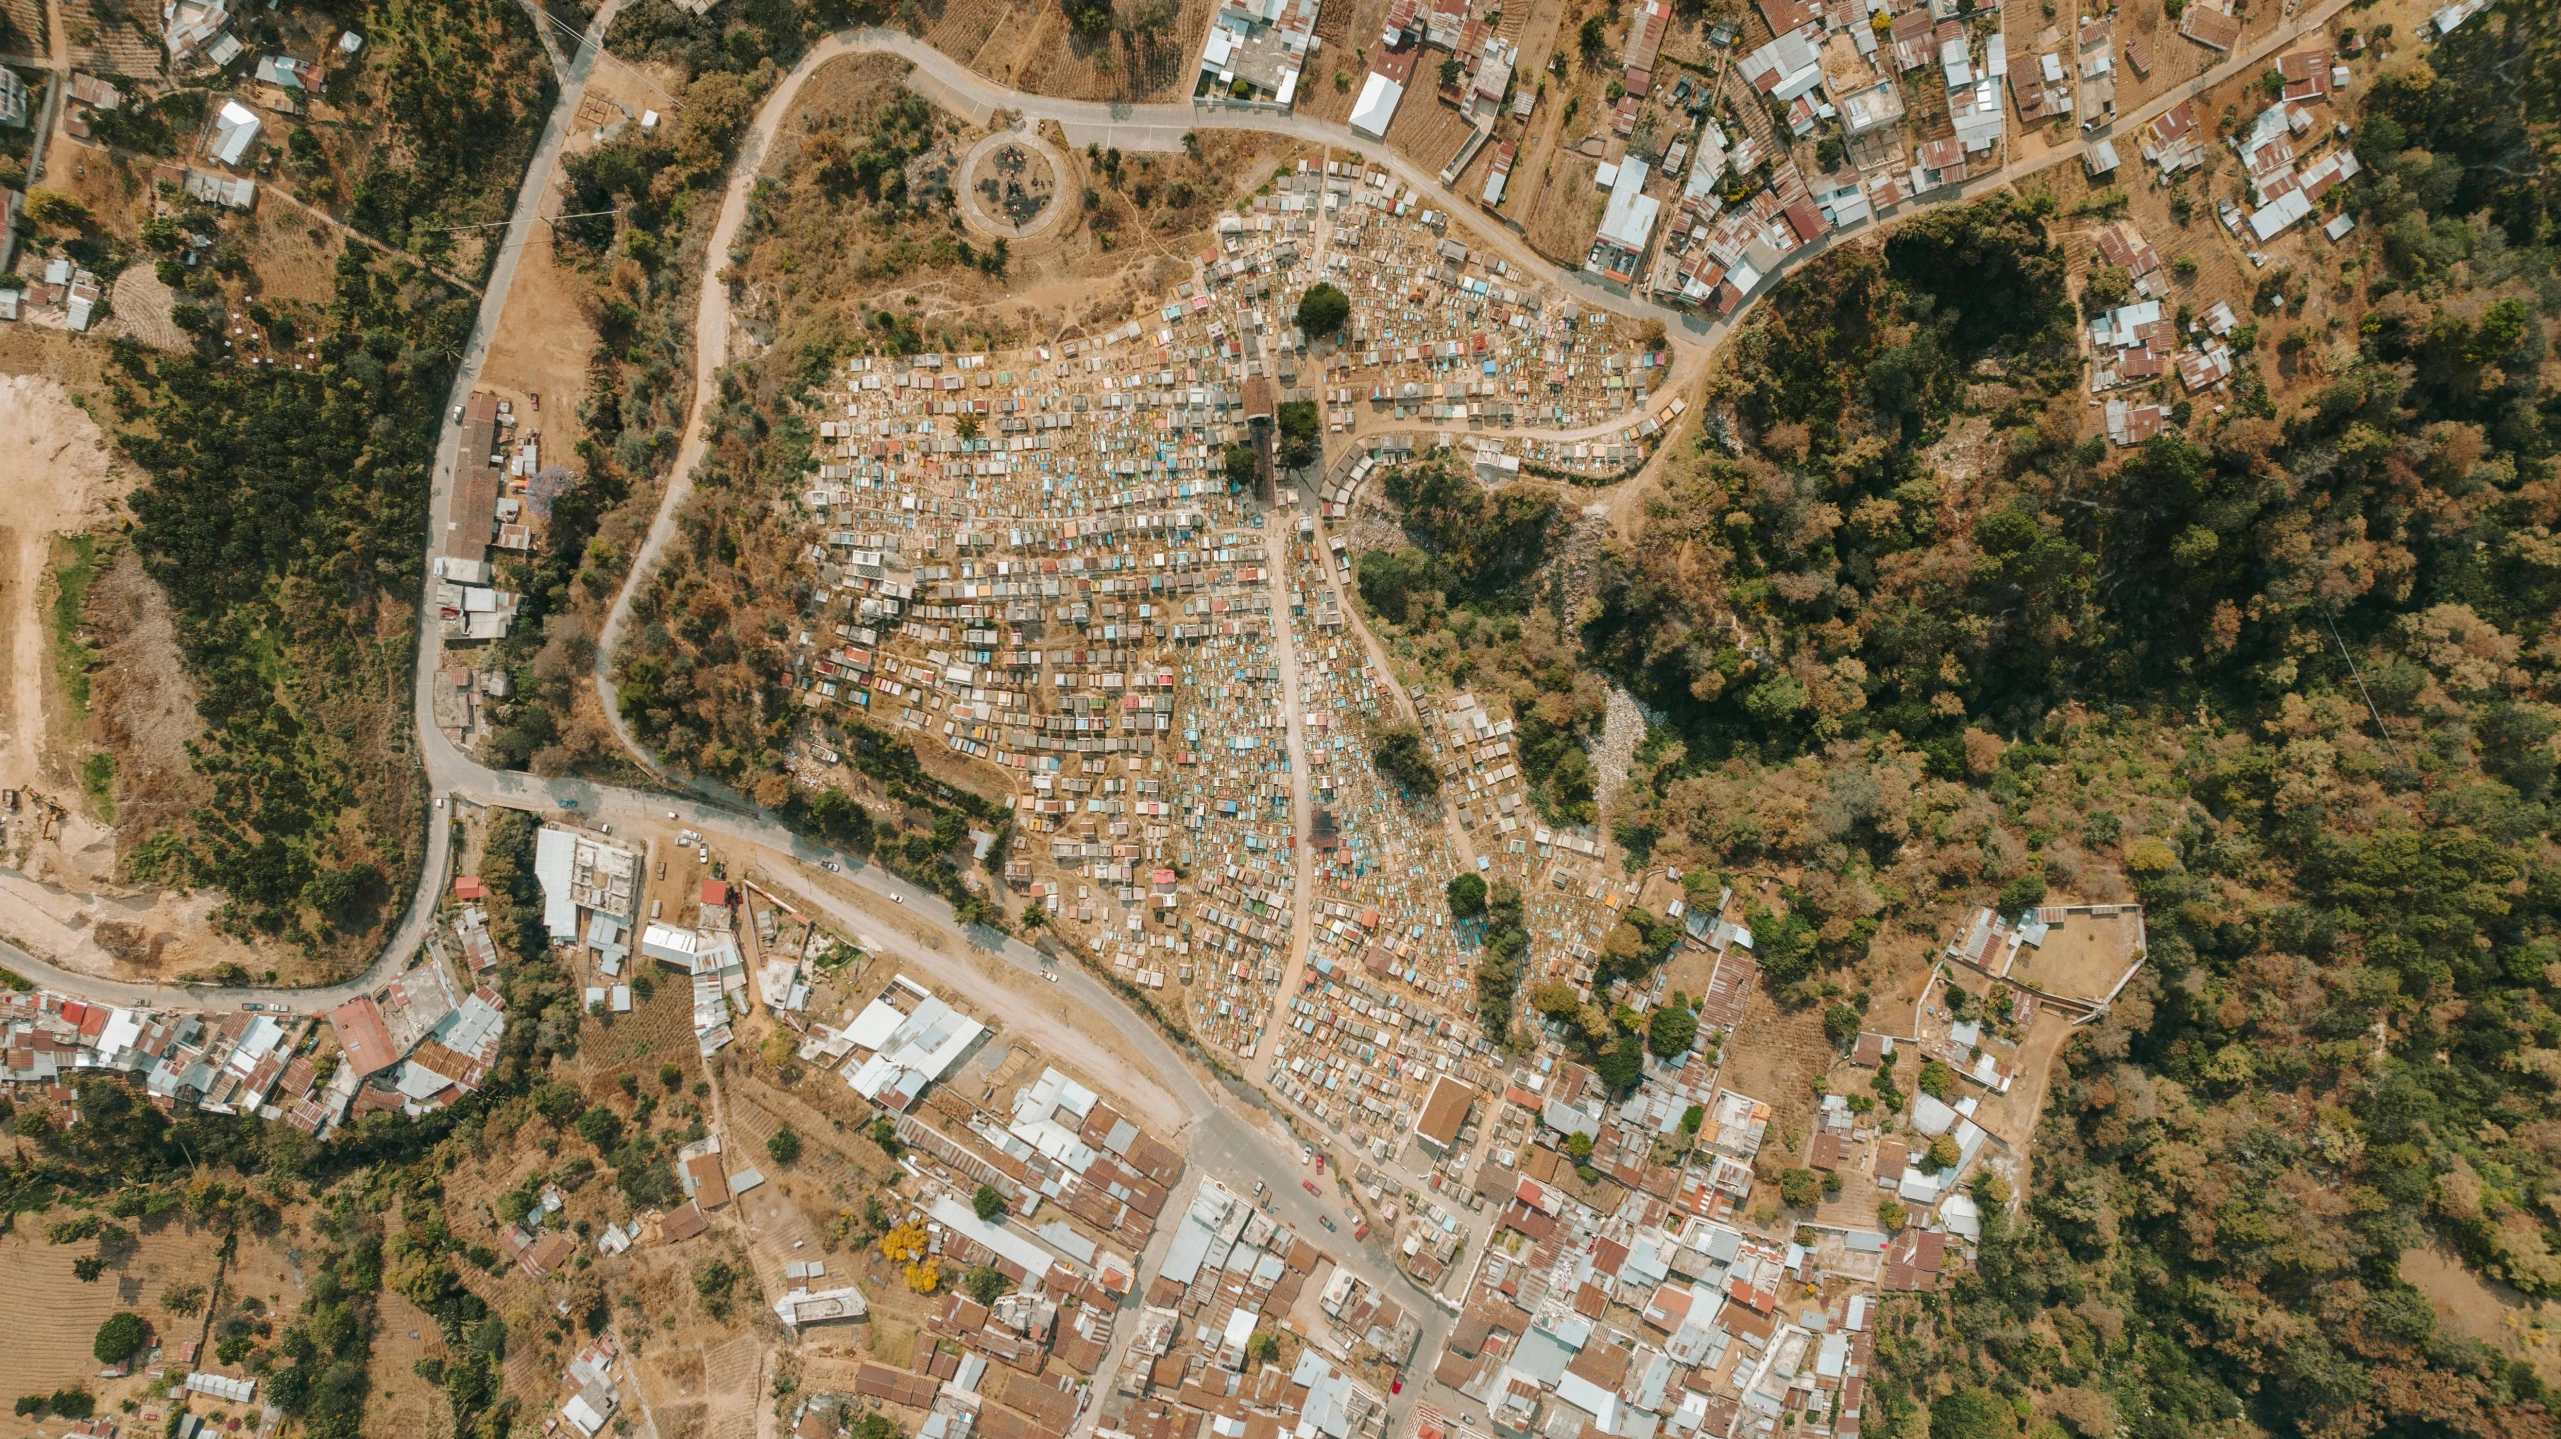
left=767, top=1127, right=803, bottom=1167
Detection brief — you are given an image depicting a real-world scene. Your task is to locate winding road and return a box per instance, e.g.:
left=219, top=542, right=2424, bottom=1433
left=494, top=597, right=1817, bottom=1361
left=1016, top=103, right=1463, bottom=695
left=0, top=0, right=2364, bottom=1417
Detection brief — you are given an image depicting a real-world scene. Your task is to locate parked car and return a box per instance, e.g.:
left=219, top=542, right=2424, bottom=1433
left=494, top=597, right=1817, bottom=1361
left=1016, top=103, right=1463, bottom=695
left=1301, top=1180, right=1320, bottom=1196
left=821, top=860, right=842, bottom=872
left=1319, top=1217, right=1337, bottom=1232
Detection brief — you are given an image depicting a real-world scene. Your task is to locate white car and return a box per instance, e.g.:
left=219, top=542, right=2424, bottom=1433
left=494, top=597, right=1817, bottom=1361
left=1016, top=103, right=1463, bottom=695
left=891, top=893, right=904, bottom=904
left=821, top=860, right=841, bottom=873
left=1042, top=971, right=1058, bottom=983
left=666, top=810, right=677, bottom=819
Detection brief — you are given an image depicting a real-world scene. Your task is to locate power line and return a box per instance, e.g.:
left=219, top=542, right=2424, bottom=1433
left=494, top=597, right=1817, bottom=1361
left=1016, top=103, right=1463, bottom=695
left=517, top=0, right=682, bottom=109
left=2325, top=608, right=2404, bottom=763
left=425, top=206, right=624, bottom=235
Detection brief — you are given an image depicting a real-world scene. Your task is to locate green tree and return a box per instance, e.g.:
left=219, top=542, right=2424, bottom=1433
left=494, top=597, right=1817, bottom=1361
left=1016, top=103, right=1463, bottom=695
left=767, top=1126, right=803, bottom=1167
left=1917, top=1059, right=1956, bottom=1099
left=1445, top=871, right=1488, bottom=920
left=1779, top=1168, right=1821, bottom=1209
left=1296, top=282, right=1351, bottom=339
left=93, top=1312, right=147, bottom=1366
left=1355, top=547, right=1423, bottom=624
left=1373, top=726, right=1440, bottom=794
left=973, top=1184, right=1006, bottom=1221
left=1645, top=1005, right=1697, bottom=1058
left=963, top=1262, right=1008, bottom=1305
left=1275, top=399, right=1321, bottom=470
left=1925, top=1134, right=1961, bottom=1171
left=1929, top=1388, right=2016, bottom=1439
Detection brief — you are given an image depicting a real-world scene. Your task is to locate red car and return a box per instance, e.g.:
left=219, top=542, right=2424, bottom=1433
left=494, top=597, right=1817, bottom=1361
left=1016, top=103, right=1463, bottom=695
left=1391, top=1380, right=1403, bottom=1395
left=1302, top=1179, right=1320, bottom=1195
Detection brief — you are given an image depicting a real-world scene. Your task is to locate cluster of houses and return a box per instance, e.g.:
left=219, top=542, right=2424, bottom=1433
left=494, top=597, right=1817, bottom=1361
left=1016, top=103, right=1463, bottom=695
left=325, top=955, right=510, bottom=1126
left=1609, top=0, right=2016, bottom=311
left=2, top=0, right=358, bottom=315
left=2083, top=41, right=2365, bottom=444
left=0, top=941, right=504, bottom=1140
left=1198, top=0, right=1324, bottom=106
left=433, top=390, right=551, bottom=670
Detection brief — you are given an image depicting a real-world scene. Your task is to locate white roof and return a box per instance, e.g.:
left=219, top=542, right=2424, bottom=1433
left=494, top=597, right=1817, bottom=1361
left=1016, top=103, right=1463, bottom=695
left=1942, top=1191, right=1983, bottom=1239
left=1557, top=1371, right=1621, bottom=1430
left=534, top=827, right=579, bottom=941
left=844, top=994, right=985, bottom=1101
left=2249, top=187, right=2312, bottom=240
left=845, top=997, right=907, bottom=1049
left=1597, top=157, right=1660, bottom=253
left=929, top=1194, right=1054, bottom=1280
left=211, top=100, right=260, bottom=167
left=640, top=921, right=698, bottom=960
left=1349, top=72, right=1402, bottom=137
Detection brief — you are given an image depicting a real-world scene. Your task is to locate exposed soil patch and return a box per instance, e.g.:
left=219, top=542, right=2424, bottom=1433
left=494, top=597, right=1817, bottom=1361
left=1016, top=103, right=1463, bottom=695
left=89, top=545, right=212, bottom=857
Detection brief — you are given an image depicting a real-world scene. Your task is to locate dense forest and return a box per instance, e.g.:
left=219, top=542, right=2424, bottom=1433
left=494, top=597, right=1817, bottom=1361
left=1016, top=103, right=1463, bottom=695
left=1567, top=9, right=2561, bottom=1438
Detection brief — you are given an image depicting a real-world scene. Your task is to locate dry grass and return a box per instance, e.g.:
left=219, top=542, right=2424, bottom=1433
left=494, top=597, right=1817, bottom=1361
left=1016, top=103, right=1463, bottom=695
left=0, top=1217, right=235, bottom=1393
left=1515, top=147, right=1604, bottom=267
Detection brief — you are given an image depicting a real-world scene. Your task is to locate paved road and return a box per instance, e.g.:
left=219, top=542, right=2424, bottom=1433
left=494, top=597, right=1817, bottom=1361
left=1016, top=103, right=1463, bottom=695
left=0, top=0, right=2358, bottom=1403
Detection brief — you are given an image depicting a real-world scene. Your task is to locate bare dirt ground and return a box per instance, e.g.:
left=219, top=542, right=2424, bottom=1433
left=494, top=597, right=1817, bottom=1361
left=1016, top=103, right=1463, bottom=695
left=1715, top=981, right=1837, bottom=1161
left=2402, top=1241, right=2561, bottom=1388
left=476, top=80, right=622, bottom=459
left=89, top=546, right=211, bottom=853
left=0, top=374, right=130, bottom=863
